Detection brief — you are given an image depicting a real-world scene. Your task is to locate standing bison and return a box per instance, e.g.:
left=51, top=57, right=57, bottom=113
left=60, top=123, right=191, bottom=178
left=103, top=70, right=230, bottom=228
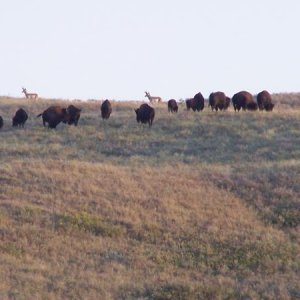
left=192, top=92, right=205, bottom=111
left=185, top=98, right=193, bottom=110
left=101, top=100, right=112, bottom=120
left=168, top=99, right=178, bottom=113
left=134, top=103, right=155, bottom=127
left=224, top=97, right=231, bottom=110
left=186, top=92, right=205, bottom=112
left=0, top=116, right=3, bottom=129
left=257, top=90, right=274, bottom=111
left=209, top=92, right=230, bottom=111
left=12, top=108, right=28, bottom=127
left=65, top=105, right=81, bottom=126
left=232, top=91, right=257, bottom=111
left=37, top=106, right=69, bottom=129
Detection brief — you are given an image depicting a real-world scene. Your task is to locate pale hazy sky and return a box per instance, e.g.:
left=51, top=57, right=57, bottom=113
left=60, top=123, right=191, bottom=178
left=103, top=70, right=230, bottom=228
left=1, top=0, right=300, bottom=100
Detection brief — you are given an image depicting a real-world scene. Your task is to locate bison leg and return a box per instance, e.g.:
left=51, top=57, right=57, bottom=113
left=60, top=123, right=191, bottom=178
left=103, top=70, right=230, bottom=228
left=149, top=118, right=153, bottom=127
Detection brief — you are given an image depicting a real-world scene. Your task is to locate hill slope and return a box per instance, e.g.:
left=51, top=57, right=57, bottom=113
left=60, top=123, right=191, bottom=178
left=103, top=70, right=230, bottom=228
left=0, top=96, right=299, bottom=299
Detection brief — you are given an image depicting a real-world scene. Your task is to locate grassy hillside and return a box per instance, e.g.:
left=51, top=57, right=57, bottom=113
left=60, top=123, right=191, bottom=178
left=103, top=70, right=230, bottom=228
left=0, top=95, right=299, bottom=299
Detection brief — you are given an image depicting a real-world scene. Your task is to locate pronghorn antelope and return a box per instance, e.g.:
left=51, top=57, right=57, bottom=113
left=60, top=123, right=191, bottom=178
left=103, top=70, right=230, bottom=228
left=22, top=87, right=38, bottom=99
left=145, top=91, right=162, bottom=103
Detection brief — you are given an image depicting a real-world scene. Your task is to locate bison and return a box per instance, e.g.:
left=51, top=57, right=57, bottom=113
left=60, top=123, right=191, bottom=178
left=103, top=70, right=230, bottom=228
left=65, top=105, right=81, bottom=126
left=186, top=93, right=205, bottom=112
left=224, top=97, right=231, bottom=110
left=192, top=92, right=205, bottom=111
left=168, top=99, right=178, bottom=113
left=232, top=91, right=256, bottom=112
left=134, top=103, right=155, bottom=127
left=12, top=108, right=28, bottom=127
left=257, top=90, right=274, bottom=111
left=246, top=102, right=258, bottom=111
left=264, top=102, right=275, bottom=112
left=37, top=106, right=69, bottom=129
left=209, top=92, right=230, bottom=111
left=185, top=98, right=193, bottom=110
left=0, top=116, right=3, bottom=129
left=101, top=100, right=112, bottom=120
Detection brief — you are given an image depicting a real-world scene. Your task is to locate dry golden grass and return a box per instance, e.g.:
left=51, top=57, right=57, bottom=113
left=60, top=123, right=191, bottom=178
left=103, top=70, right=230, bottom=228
left=0, top=95, right=299, bottom=299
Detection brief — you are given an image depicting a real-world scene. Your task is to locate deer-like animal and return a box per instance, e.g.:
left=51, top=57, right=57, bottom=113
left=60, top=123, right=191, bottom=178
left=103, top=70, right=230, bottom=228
left=22, top=87, right=38, bottom=99
left=145, top=91, right=162, bottom=103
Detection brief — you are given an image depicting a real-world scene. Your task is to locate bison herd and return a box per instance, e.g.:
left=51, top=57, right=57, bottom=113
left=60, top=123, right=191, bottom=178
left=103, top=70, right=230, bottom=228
left=232, top=90, right=274, bottom=112
left=0, top=90, right=275, bottom=130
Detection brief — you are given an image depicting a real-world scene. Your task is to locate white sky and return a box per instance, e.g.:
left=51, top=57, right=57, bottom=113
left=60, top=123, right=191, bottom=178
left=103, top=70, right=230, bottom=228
left=0, top=0, right=300, bottom=100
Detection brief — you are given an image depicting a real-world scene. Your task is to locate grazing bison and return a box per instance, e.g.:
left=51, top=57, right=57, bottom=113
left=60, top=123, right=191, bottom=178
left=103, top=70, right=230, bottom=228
left=65, top=105, right=81, bottom=126
left=224, top=97, right=231, bottom=110
left=257, top=90, right=274, bottom=111
left=264, top=102, right=275, bottom=111
left=185, top=98, right=193, bottom=110
left=0, top=116, right=3, bottom=129
left=208, top=92, right=230, bottom=111
left=37, top=106, right=69, bottom=129
left=186, top=93, right=205, bottom=112
left=168, top=99, right=178, bottom=113
left=12, top=108, right=28, bottom=127
left=232, top=91, right=256, bottom=111
left=134, top=103, right=155, bottom=127
left=101, top=100, right=112, bottom=120
left=246, top=102, right=258, bottom=111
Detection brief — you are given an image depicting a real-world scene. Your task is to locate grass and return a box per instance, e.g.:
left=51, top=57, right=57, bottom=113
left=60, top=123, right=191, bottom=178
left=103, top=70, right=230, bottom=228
left=0, top=95, right=299, bottom=299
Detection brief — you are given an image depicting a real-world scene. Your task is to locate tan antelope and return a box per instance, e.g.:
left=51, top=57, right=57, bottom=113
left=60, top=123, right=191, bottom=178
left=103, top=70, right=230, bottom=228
left=145, top=91, right=162, bottom=103
left=22, top=87, right=38, bottom=99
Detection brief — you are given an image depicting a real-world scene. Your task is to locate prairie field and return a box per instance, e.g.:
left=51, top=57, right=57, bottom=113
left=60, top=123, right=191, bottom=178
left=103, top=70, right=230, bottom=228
left=0, top=95, right=299, bottom=299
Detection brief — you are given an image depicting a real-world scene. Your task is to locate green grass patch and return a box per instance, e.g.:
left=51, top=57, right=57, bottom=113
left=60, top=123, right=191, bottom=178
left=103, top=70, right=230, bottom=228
left=55, top=212, right=124, bottom=238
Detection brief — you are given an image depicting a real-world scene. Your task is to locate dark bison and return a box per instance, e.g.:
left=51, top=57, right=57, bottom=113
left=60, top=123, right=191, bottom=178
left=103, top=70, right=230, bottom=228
left=257, top=90, right=274, bottom=111
left=192, top=92, right=205, bottom=111
left=168, top=99, right=178, bottom=113
left=101, top=100, right=112, bottom=120
left=208, top=92, right=230, bottom=111
left=232, top=91, right=256, bottom=111
left=246, top=102, right=258, bottom=111
left=12, top=108, right=28, bottom=127
left=185, top=98, right=193, bottom=110
left=224, top=97, right=231, bottom=110
left=134, top=103, right=155, bottom=127
left=65, top=105, right=81, bottom=126
left=37, top=106, right=69, bottom=129
left=264, top=102, right=275, bottom=111
left=0, top=116, right=3, bottom=129
left=186, top=92, right=205, bottom=112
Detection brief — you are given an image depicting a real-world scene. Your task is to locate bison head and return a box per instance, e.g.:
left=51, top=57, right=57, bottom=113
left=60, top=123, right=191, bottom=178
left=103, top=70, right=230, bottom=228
left=61, top=108, right=71, bottom=124
left=246, top=102, right=258, bottom=111
left=265, top=103, right=274, bottom=111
